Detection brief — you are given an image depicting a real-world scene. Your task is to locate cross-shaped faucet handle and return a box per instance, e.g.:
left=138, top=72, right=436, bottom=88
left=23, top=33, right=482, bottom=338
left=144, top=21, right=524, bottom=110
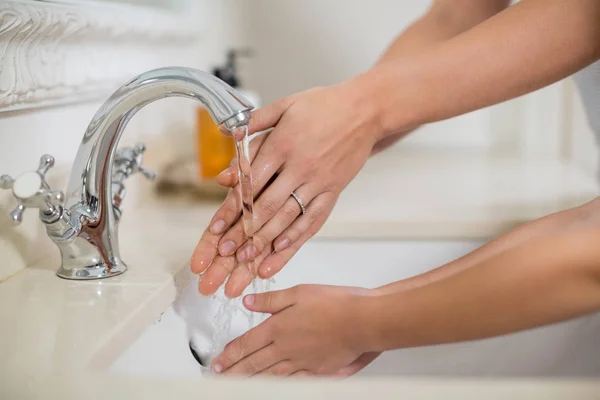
left=0, top=155, right=64, bottom=225
left=113, top=143, right=156, bottom=182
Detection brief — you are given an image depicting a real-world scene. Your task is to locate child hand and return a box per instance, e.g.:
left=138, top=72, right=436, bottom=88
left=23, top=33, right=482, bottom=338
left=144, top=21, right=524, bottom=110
left=212, top=284, right=378, bottom=377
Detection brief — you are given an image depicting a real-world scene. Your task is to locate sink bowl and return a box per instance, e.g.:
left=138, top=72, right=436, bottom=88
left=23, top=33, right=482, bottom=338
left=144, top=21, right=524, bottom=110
left=109, top=239, right=600, bottom=378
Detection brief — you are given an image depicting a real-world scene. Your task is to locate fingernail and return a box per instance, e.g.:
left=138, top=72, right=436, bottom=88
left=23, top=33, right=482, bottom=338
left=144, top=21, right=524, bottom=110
left=213, top=363, right=223, bottom=374
left=220, top=240, right=236, bottom=256
left=274, top=238, right=290, bottom=252
left=244, top=294, right=255, bottom=307
left=237, top=244, right=257, bottom=262
left=258, top=265, right=271, bottom=278
left=210, top=219, right=226, bottom=235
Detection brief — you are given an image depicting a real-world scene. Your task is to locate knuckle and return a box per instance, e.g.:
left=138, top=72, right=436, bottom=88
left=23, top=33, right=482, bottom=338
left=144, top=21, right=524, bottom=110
left=302, top=156, right=318, bottom=173
left=226, top=224, right=245, bottom=242
left=282, top=203, right=299, bottom=221
left=258, top=197, right=279, bottom=217
left=251, top=233, right=266, bottom=251
left=281, top=227, right=300, bottom=242
left=315, top=365, right=330, bottom=375
left=306, top=207, right=320, bottom=224
left=273, top=363, right=292, bottom=376
left=248, top=357, right=263, bottom=373
left=236, top=334, right=250, bottom=358
left=221, top=198, right=239, bottom=222
left=264, top=292, right=274, bottom=309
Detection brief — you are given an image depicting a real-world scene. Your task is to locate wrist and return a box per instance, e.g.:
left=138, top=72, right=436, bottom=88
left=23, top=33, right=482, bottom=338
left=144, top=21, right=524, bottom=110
left=336, top=72, right=387, bottom=145
left=351, top=289, right=388, bottom=352
left=349, top=63, right=423, bottom=142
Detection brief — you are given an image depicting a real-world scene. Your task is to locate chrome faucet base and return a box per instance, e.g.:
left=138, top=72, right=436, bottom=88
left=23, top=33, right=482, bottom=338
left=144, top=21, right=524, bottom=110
left=56, top=259, right=127, bottom=280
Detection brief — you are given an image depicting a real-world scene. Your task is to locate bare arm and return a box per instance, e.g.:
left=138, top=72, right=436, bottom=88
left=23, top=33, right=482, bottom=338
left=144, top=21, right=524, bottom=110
left=378, top=198, right=600, bottom=294
left=355, top=0, right=600, bottom=140
left=378, top=0, right=510, bottom=62
left=372, top=0, right=510, bottom=153
left=364, top=224, right=600, bottom=351
left=367, top=0, right=600, bottom=294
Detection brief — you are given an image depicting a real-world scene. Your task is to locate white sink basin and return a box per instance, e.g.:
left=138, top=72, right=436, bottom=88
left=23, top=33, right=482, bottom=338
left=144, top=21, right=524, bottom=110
left=109, top=239, right=600, bottom=378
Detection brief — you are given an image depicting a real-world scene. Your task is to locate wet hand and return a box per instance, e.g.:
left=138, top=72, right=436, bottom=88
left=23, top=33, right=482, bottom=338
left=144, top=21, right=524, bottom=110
left=191, top=82, right=382, bottom=298
left=211, top=285, right=377, bottom=377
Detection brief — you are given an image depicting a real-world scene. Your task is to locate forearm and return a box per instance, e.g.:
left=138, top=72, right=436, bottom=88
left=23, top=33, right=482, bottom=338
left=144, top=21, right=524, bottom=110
left=364, top=227, right=600, bottom=351
left=378, top=198, right=600, bottom=295
left=377, top=0, right=509, bottom=65
left=371, top=0, right=509, bottom=154
left=357, top=0, right=600, bottom=140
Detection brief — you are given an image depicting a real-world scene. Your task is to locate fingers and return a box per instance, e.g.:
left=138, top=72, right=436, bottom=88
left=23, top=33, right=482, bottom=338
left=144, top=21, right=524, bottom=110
left=207, top=189, right=239, bottom=236
left=190, top=188, right=238, bottom=278
left=289, top=370, right=313, bottom=378
left=215, top=163, right=237, bottom=188
left=217, top=170, right=301, bottom=258
left=235, top=184, right=318, bottom=263
left=212, top=325, right=273, bottom=374
left=197, top=255, right=236, bottom=296
left=242, top=287, right=297, bottom=314
left=224, top=241, right=272, bottom=298
left=221, top=345, right=281, bottom=376
left=190, top=229, right=220, bottom=274
left=258, top=192, right=336, bottom=279
left=255, top=361, right=297, bottom=377
left=272, top=192, right=336, bottom=255
left=247, top=98, right=294, bottom=135
left=216, top=131, right=269, bottom=188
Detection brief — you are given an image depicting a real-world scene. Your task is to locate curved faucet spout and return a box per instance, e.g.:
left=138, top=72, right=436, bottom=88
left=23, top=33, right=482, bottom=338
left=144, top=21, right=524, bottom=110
left=56, top=67, right=253, bottom=280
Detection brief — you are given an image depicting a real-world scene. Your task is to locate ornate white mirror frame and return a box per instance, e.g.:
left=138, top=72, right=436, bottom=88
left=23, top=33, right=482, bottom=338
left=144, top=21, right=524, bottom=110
left=0, top=0, right=196, bottom=112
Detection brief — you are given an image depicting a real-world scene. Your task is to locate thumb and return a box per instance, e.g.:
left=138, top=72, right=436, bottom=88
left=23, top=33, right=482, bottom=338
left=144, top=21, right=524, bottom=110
left=243, top=288, right=295, bottom=314
left=247, top=96, right=294, bottom=134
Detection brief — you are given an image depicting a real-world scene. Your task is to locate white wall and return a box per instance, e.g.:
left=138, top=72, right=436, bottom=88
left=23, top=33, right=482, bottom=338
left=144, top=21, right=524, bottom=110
left=565, top=80, right=599, bottom=176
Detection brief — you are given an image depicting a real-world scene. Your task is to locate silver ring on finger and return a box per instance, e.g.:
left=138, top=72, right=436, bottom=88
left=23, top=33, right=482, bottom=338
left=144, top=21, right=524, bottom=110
left=290, top=191, right=307, bottom=215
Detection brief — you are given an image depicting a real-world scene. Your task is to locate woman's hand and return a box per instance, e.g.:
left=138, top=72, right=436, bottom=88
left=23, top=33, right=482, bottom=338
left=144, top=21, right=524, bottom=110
left=211, top=285, right=379, bottom=377
left=190, top=81, right=383, bottom=297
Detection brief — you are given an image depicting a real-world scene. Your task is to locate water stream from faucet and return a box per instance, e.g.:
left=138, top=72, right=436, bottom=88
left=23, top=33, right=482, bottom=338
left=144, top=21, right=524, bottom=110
left=234, top=125, right=255, bottom=259
left=199, top=124, right=271, bottom=374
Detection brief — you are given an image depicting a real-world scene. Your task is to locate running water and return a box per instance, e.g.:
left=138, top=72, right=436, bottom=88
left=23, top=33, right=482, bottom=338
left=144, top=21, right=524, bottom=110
left=234, top=125, right=255, bottom=250
left=197, top=124, right=271, bottom=374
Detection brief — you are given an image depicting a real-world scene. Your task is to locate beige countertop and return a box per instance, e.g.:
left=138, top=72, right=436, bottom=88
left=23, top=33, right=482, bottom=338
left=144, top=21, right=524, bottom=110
left=5, top=373, right=600, bottom=399
left=1, top=151, right=598, bottom=397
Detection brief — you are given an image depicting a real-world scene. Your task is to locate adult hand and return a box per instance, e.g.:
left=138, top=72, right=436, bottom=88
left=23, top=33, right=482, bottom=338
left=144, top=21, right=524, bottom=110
left=211, top=285, right=379, bottom=377
left=190, top=81, right=383, bottom=297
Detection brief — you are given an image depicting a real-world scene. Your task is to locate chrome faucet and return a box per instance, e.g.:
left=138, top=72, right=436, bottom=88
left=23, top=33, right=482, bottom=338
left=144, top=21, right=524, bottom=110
left=1, top=67, right=253, bottom=280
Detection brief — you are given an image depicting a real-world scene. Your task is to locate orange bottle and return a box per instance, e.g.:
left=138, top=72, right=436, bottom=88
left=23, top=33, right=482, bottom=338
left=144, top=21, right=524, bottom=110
left=196, top=108, right=235, bottom=179
left=196, top=49, right=259, bottom=180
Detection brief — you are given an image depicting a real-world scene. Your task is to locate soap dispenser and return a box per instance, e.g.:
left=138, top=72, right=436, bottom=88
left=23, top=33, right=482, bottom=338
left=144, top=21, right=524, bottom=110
left=196, top=49, right=261, bottom=179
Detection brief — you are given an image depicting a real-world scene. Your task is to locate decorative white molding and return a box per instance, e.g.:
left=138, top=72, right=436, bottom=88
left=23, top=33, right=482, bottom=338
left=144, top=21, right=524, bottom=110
left=0, top=0, right=197, bottom=112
